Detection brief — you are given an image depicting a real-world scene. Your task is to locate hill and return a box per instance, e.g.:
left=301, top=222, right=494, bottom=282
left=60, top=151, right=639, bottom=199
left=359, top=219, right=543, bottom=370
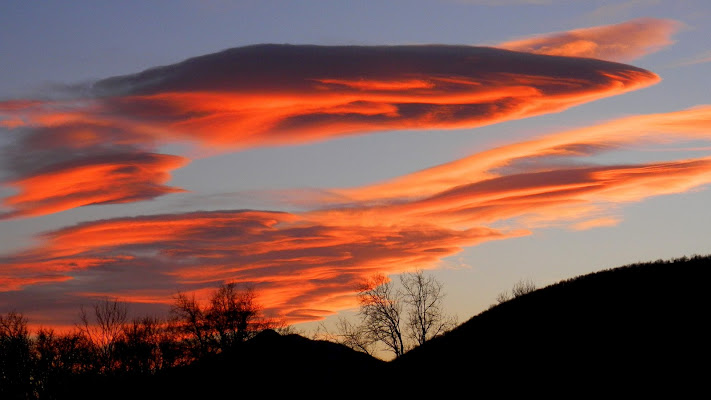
left=393, top=255, right=710, bottom=394
left=57, top=329, right=385, bottom=398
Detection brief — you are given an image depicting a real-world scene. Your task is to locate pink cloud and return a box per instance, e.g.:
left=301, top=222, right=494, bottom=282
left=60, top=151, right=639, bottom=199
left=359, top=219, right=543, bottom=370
left=499, top=18, right=680, bottom=62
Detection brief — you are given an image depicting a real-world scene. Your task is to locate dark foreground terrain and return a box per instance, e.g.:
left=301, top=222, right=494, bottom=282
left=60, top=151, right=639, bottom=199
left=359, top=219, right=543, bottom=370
left=8, top=255, right=711, bottom=397
left=394, top=255, right=710, bottom=394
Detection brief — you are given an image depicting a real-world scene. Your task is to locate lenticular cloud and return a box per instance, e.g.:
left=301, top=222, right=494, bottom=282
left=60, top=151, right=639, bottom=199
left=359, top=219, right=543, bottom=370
left=1, top=44, right=658, bottom=219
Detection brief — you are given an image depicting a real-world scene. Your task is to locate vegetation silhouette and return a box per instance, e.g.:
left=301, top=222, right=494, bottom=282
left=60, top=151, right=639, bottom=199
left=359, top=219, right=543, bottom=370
left=1, top=255, right=709, bottom=398
left=318, top=270, right=457, bottom=358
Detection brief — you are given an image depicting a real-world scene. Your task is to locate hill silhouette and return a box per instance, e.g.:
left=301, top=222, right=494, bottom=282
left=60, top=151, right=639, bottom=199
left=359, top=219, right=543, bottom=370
left=53, top=329, right=385, bottom=398
left=13, top=255, right=710, bottom=398
left=393, top=255, right=710, bottom=394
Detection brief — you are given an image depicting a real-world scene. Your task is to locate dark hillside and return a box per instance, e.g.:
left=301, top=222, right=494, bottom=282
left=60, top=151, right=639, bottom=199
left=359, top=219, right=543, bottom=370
left=394, top=255, right=711, bottom=393
left=59, top=329, right=385, bottom=398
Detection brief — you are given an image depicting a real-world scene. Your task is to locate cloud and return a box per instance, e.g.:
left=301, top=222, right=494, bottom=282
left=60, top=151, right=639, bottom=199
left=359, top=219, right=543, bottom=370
left=0, top=210, right=516, bottom=326
left=668, top=50, right=711, bottom=68
left=89, top=45, right=657, bottom=147
left=2, top=105, right=711, bottom=328
left=322, top=105, right=711, bottom=229
left=498, top=18, right=680, bottom=62
left=333, top=106, right=711, bottom=203
left=1, top=152, right=188, bottom=219
left=0, top=44, right=658, bottom=218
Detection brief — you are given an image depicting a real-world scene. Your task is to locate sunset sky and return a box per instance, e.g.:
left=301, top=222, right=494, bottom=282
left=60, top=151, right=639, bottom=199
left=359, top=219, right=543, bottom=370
left=1, top=0, right=710, bottom=333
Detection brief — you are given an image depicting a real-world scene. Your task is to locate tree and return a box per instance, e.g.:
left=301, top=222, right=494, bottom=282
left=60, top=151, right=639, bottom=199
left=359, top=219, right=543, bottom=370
left=353, top=270, right=456, bottom=358
left=115, top=316, right=166, bottom=374
left=313, top=317, right=377, bottom=356
left=172, top=282, right=272, bottom=356
left=172, top=291, right=210, bottom=357
left=357, top=274, right=406, bottom=358
left=33, top=327, right=96, bottom=396
left=334, top=317, right=376, bottom=356
left=401, top=270, right=458, bottom=346
left=78, top=297, right=128, bottom=372
left=207, top=283, right=261, bottom=348
left=496, top=278, right=537, bottom=304
left=0, top=311, right=33, bottom=395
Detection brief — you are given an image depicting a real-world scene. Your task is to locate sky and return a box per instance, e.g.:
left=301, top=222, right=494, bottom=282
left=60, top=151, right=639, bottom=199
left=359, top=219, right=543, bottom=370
left=1, top=0, right=710, bottom=334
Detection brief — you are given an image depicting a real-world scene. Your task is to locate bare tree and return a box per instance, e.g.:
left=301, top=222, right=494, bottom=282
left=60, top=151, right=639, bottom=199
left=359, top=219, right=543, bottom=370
left=172, top=291, right=210, bottom=356
left=400, top=270, right=458, bottom=346
left=496, top=278, right=537, bottom=305
left=357, top=274, right=406, bottom=358
left=348, top=270, right=456, bottom=359
left=314, top=317, right=376, bottom=356
left=0, top=311, right=33, bottom=394
left=172, top=282, right=271, bottom=356
left=116, top=316, right=165, bottom=374
left=34, top=327, right=96, bottom=396
left=335, top=317, right=376, bottom=356
left=78, top=297, right=128, bottom=372
left=207, top=283, right=260, bottom=347
left=511, top=278, right=537, bottom=298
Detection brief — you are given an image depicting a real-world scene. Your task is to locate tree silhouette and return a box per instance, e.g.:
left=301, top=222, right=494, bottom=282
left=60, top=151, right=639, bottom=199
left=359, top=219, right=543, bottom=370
left=0, top=311, right=33, bottom=397
left=78, top=297, right=128, bottom=372
left=353, top=270, right=456, bottom=358
left=357, top=274, right=406, bottom=358
left=401, top=270, right=458, bottom=346
left=172, top=291, right=210, bottom=357
left=496, top=278, right=537, bottom=304
left=172, top=282, right=272, bottom=356
left=115, top=316, right=166, bottom=374
left=207, top=283, right=261, bottom=348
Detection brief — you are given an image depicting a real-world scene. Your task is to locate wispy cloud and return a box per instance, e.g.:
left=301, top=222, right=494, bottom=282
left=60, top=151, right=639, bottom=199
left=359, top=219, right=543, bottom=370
left=1, top=152, right=187, bottom=219
left=0, top=209, right=516, bottom=325
left=332, top=106, right=711, bottom=202
left=667, top=50, right=711, bottom=68
left=499, top=18, right=680, bottom=62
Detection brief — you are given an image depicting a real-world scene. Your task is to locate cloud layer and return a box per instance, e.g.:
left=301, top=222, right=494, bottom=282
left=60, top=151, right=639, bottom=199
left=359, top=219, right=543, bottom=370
left=2, top=105, right=710, bottom=328
left=2, top=19, right=702, bottom=329
left=1, top=43, right=658, bottom=219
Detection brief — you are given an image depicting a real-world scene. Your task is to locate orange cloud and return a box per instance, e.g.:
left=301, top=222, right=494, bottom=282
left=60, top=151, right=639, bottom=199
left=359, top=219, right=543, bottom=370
left=1, top=152, right=188, bottom=219
left=499, top=18, right=681, bottom=62
left=335, top=105, right=711, bottom=205
left=0, top=210, right=516, bottom=326
left=92, top=46, right=657, bottom=148
left=313, top=105, right=711, bottom=235
left=311, top=157, right=711, bottom=235
left=0, top=44, right=658, bottom=218
left=0, top=274, right=73, bottom=292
